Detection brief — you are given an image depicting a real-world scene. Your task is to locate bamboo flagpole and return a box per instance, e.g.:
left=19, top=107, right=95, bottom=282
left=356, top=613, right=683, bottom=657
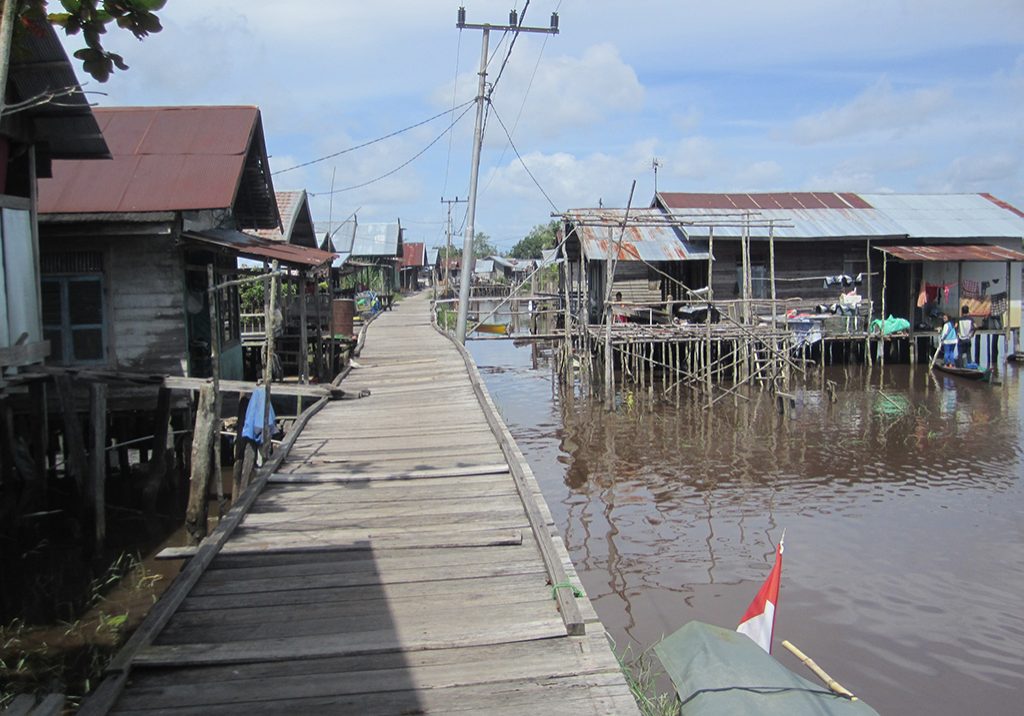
left=781, top=639, right=858, bottom=701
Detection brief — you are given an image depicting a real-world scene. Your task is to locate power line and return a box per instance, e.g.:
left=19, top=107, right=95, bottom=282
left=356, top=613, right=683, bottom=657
left=309, top=102, right=475, bottom=197
left=489, top=102, right=559, bottom=212
left=489, top=0, right=530, bottom=98
left=274, top=99, right=475, bottom=176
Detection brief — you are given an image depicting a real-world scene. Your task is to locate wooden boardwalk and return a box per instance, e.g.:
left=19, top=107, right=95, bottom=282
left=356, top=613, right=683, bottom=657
left=84, top=292, right=639, bottom=715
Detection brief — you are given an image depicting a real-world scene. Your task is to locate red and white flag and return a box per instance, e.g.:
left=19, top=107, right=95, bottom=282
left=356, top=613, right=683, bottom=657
left=737, top=538, right=784, bottom=653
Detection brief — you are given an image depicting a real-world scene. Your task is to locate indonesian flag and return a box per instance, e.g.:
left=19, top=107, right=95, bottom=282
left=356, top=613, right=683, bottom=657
left=737, top=539, right=784, bottom=653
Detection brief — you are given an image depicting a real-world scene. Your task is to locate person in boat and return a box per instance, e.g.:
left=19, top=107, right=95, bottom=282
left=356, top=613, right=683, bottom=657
left=957, top=305, right=975, bottom=367
left=939, top=312, right=958, bottom=367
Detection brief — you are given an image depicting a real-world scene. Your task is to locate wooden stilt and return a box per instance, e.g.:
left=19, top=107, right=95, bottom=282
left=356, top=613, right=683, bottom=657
left=185, top=383, right=216, bottom=544
left=89, top=382, right=107, bottom=548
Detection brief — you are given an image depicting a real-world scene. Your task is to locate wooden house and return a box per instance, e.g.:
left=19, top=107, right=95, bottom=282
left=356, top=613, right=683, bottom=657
left=653, top=192, right=1024, bottom=339
left=325, top=220, right=403, bottom=299
left=37, top=106, right=333, bottom=405
left=399, top=241, right=426, bottom=290
left=560, top=208, right=710, bottom=323
left=0, top=23, right=109, bottom=377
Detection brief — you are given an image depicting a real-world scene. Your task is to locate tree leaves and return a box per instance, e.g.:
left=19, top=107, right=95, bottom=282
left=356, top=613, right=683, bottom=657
left=28, top=0, right=165, bottom=82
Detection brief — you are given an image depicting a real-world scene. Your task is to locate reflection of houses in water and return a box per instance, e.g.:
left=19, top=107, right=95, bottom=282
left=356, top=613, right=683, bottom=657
left=555, top=193, right=1024, bottom=406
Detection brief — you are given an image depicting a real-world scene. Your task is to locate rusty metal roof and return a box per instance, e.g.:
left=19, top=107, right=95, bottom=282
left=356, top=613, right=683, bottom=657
left=38, top=106, right=279, bottom=229
left=252, top=191, right=317, bottom=247
left=6, top=22, right=109, bottom=160
left=655, top=192, right=1024, bottom=241
left=184, top=229, right=336, bottom=269
left=401, top=242, right=426, bottom=269
left=565, top=208, right=710, bottom=262
left=876, top=245, right=1024, bottom=262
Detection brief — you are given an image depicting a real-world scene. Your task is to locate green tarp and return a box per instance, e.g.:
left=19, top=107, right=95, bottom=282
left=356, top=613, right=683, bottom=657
left=654, top=622, right=880, bottom=716
left=870, top=314, right=911, bottom=335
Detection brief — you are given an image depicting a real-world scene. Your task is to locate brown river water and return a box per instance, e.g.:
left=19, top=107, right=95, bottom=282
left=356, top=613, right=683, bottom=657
left=470, top=339, right=1024, bottom=715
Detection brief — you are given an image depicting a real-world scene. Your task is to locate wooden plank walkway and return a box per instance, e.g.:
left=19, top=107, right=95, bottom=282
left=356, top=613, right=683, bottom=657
left=86, top=292, right=639, bottom=715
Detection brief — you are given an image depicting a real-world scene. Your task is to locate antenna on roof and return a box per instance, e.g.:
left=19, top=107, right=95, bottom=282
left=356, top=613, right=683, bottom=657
left=652, top=157, right=662, bottom=194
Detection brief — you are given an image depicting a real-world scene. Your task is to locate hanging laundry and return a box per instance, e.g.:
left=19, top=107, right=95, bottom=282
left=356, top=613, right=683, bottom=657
left=917, top=282, right=927, bottom=308
left=990, top=292, right=1008, bottom=316
left=823, top=274, right=853, bottom=288
left=981, top=281, right=990, bottom=293
left=960, top=278, right=980, bottom=297
left=854, top=273, right=865, bottom=285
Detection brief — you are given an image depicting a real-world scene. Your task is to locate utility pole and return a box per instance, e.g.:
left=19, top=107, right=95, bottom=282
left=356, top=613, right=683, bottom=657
left=454, top=5, right=559, bottom=343
left=440, top=196, right=466, bottom=293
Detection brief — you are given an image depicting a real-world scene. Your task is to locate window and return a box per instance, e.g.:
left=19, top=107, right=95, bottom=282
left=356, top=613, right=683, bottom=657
left=42, top=274, right=106, bottom=365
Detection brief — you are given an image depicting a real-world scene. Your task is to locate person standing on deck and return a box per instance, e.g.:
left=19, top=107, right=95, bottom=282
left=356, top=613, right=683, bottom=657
left=957, top=306, right=975, bottom=367
left=939, top=313, right=958, bottom=367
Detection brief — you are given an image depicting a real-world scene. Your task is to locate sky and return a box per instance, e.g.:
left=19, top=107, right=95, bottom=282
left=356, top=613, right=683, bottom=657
left=58, top=0, right=1024, bottom=253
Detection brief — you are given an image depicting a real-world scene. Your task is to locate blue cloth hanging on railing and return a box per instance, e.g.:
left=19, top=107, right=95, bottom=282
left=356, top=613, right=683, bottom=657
left=242, top=386, right=276, bottom=445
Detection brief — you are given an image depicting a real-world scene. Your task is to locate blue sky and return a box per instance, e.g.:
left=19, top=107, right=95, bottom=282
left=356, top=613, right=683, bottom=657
left=59, top=0, right=1024, bottom=252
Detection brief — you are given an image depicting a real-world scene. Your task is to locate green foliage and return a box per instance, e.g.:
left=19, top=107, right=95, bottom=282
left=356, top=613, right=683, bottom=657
left=473, top=231, right=497, bottom=259
left=612, top=639, right=680, bottom=716
left=510, top=220, right=559, bottom=259
left=18, top=0, right=166, bottom=82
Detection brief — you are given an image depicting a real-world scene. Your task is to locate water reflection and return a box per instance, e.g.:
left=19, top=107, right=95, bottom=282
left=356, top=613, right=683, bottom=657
left=471, top=339, right=1024, bottom=716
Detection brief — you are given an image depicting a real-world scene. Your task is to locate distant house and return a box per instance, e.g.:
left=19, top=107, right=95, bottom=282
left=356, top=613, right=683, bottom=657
left=560, top=208, right=710, bottom=323
left=252, top=190, right=318, bottom=247
left=325, top=220, right=403, bottom=297
left=1, top=23, right=109, bottom=374
left=38, top=106, right=333, bottom=401
left=399, top=241, right=426, bottom=290
left=653, top=192, right=1024, bottom=332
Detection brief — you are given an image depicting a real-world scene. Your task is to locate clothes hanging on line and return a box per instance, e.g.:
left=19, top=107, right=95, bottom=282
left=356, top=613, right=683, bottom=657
left=960, top=278, right=981, bottom=297
left=990, top=292, right=1008, bottom=316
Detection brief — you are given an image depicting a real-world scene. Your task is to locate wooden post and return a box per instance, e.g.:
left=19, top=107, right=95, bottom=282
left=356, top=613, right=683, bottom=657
left=28, top=379, right=48, bottom=486
left=880, top=251, right=888, bottom=367
left=54, top=373, right=88, bottom=493
left=230, top=394, right=249, bottom=501
left=299, top=272, right=309, bottom=384
left=769, top=222, right=777, bottom=332
left=1004, top=259, right=1012, bottom=363
left=185, top=383, right=216, bottom=544
left=147, top=387, right=172, bottom=488
left=263, top=261, right=280, bottom=460
left=89, top=383, right=107, bottom=548
left=207, top=265, right=224, bottom=517
left=865, top=239, right=873, bottom=366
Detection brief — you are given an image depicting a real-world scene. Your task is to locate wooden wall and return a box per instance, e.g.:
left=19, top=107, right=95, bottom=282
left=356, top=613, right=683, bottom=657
left=711, top=239, right=880, bottom=309
left=41, top=230, right=187, bottom=375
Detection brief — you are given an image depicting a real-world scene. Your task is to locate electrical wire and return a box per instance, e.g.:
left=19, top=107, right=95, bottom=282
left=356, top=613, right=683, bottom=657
left=274, top=99, right=475, bottom=176
left=489, top=0, right=530, bottom=98
left=440, top=25, right=464, bottom=202
left=489, top=102, right=560, bottom=213
left=309, top=102, right=475, bottom=197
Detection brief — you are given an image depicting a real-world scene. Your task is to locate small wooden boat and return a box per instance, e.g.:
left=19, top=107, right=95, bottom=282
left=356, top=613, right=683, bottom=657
left=932, top=363, right=993, bottom=381
left=471, top=322, right=510, bottom=335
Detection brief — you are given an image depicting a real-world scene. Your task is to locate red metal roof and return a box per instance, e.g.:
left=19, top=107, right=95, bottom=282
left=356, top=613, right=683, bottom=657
left=184, top=229, right=336, bottom=269
left=401, top=242, right=425, bottom=269
left=658, top=192, right=874, bottom=211
left=38, top=107, right=271, bottom=216
left=877, top=245, right=1024, bottom=262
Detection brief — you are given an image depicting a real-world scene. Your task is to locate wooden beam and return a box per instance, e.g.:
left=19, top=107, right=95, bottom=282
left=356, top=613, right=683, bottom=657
left=185, top=383, right=216, bottom=544
left=53, top=373, right=87, bottom=494
left=89, top=383, right=107, bottom=548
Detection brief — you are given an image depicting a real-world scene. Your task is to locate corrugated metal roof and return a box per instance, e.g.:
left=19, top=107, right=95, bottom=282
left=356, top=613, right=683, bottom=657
left=877, top=245, right=1024, bottom=262
left=565, top=208, right=710, bottom=261
left=7, top=22, right=109, bottom=160
left=401, top=242, right=426, bottom=269
left=184, top=229, right=336, bottom=268
left=656, top=192, right=1024, bottom=240
left=351, top=222, right=402, bottom=257
left=252, top=191, right=317, bottom=247
left=39, top=106, right=279, bottom=228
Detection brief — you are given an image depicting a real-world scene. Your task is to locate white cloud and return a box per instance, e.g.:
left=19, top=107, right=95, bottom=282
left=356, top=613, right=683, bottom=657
left=734, top=161, right=785, bottom=190
left=439, top=41, right=644, bottom=140
left=789, top=78, right=952, bottom=144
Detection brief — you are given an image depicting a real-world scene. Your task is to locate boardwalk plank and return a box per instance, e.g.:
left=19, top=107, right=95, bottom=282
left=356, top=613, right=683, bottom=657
left=86, top=293, right=638, bottom=716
